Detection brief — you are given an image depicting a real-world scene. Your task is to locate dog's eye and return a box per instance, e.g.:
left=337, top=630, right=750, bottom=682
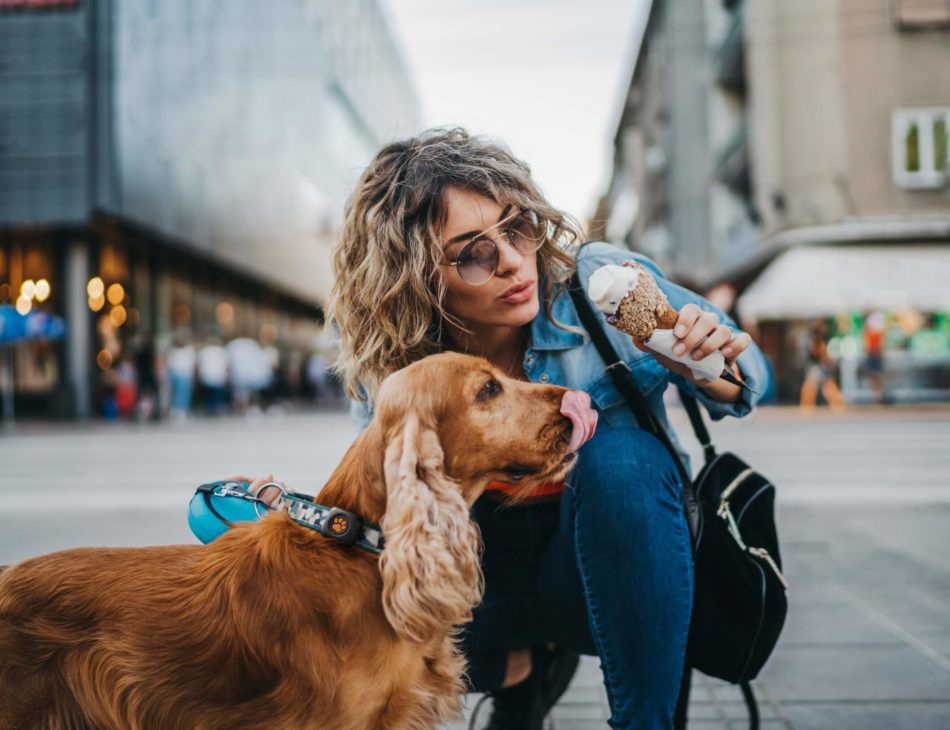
left=477, top=378, right=502, bottom=402
left=503, top=464, right=538, bottom=480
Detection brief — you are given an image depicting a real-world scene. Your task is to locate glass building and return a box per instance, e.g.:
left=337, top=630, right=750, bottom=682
left=0, top=0, right=421, bottom=417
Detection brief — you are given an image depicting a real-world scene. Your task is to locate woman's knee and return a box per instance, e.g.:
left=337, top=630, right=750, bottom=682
left=569, top=427, right=682, bottom=504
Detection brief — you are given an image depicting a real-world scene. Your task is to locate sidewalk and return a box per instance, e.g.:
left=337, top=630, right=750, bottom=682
left=2, top=406, right=948, bottom=729
left=446, top=406, right=950, bottom=729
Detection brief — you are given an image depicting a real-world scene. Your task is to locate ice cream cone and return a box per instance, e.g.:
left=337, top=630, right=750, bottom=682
left=614, top=292, right=678, bottom=340
left=587, top=261, right=679, bottom=339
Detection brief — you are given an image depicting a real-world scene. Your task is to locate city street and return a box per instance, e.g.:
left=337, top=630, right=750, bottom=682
left=2, top=405, right=949, bottom=729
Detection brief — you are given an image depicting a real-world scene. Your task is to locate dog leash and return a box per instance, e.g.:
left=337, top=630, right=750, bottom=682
left=195, top=481, right=385, bottom=555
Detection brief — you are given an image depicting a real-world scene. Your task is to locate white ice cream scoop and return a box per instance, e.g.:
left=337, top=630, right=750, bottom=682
left=587, top=264, right=639, bottom=315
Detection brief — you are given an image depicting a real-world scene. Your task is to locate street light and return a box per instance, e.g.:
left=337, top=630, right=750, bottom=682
left=35, top=279, right=51, bottom=302
left=87, top=277, right=105, bottom=299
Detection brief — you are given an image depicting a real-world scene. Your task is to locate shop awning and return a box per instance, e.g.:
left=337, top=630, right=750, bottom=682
left=737, top=245, right=950, bottom=321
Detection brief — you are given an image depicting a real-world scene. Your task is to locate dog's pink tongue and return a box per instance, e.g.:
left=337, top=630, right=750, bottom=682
left=560, top=390, right=598, bottom=453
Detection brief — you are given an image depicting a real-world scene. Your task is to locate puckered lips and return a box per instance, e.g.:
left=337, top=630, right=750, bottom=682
left=560, top=390, right=598, bottom=453
left=499, top=280, right=535, bottom=304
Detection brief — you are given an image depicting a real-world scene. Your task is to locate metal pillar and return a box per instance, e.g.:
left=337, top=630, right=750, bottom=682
left=65, top=239, right=92, bottom=419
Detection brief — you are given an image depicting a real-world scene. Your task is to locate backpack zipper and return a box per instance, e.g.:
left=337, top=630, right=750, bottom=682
left=748, top=546, right=789, bottom=589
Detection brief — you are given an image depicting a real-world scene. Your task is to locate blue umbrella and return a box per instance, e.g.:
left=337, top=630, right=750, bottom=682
left=0, top=305, right=65, bottom=345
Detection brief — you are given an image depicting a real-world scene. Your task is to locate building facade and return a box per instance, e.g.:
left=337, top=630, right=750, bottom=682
left=601, top=0, right=950, bottom=403
left=0, top=0, right=420, bottom=417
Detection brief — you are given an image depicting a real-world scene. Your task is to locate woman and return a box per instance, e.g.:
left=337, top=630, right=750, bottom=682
left=204, top=128, right=770, bottom=730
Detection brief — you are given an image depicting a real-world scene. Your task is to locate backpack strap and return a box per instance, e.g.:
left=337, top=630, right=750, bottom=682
left=680, top=389, right=716, bottom=464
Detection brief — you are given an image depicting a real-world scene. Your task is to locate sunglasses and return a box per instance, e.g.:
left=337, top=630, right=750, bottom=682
left=442, top=209, right=545, bottom=286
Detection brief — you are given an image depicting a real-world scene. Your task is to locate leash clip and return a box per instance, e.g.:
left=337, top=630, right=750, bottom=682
left=252, top=481, right=288, bottom=519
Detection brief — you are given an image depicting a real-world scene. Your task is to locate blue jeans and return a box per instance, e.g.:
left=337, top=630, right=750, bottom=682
left=169, top=371, right=194, bottom=413
left=463, top=427, right=694, bottom=730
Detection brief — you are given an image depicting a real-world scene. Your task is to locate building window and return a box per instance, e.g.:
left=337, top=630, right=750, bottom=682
left=891, top=0, right=950, bottom=29
left=892, top=108, right=950, bottom=189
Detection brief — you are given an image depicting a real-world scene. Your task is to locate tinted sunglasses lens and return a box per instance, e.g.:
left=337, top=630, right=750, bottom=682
left=457, top=238, right=497, bottom=284
left=509, top=210, right=544, bottom=252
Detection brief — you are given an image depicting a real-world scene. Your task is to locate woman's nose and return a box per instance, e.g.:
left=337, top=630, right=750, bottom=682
left=494, top=234, right=525, bottom=275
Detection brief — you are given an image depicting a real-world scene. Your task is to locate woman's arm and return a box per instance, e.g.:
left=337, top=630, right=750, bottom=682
left=578, top=243, right=772, bottom=419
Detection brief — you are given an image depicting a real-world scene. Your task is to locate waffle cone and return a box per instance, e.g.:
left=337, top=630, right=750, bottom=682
left=612, top=263, right=678, bottom=339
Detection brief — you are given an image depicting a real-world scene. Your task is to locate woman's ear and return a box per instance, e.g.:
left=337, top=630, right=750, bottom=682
left=379, top=411, right=484, bottom=644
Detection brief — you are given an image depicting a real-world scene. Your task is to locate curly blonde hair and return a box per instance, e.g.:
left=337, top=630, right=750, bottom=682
left=330, top=128, right=583, bottom=400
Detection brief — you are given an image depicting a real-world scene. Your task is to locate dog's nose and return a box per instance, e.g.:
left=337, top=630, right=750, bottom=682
left=560, top=390, right=598, bottom=453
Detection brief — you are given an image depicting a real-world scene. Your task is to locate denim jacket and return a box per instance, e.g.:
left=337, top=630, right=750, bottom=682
left=351, top=241, right=771, bottom=472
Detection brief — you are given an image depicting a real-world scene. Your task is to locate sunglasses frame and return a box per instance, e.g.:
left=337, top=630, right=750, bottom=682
left=442, top=208, right=545, bottom=286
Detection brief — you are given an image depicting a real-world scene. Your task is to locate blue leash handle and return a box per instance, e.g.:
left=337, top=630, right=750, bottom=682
left=188, top=480, right=264, bottom=544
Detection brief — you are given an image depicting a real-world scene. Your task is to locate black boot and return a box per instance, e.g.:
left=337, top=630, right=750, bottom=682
left=474, top=644, right=580, bottom=730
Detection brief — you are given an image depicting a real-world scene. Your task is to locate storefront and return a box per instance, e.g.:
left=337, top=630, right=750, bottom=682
left=0, top=229, right=71, bottom=416
left=737, top=243, right=950, bottom=404
left=82, top=217, right=325, bottom=419
left=0, top=217, right=326, bottom=419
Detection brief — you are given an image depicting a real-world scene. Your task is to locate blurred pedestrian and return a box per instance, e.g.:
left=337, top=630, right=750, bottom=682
left=226, top=336, right=263, bottom=414
left=166, top=332, right=196, bottom=421
left=284, top=349, right=303, bottom=401
left=863, top=310, right=886, bottom=403
left=99, top=365, right=119, bottom=420
left=259, top=338, right=281, bottom=412
left=133, top=334, right=159, bottom=422
left=305, top=352, right=329, bottom=406
left=800, top=321, right=846, bottom=410
left=115, top=353, right=138, bottom=419
left=198, top=337, right=229, bottom=415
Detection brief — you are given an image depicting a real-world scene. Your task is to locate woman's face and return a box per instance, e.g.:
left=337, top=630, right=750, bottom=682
left=438, top=187, right=540, bottom=331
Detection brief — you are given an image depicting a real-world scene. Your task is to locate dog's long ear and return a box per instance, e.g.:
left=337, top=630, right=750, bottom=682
left=380, top=411, right=483, bottom=643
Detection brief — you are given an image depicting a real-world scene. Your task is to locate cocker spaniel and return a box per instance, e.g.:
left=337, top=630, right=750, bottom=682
left=0, top=352, right=597, bottom=730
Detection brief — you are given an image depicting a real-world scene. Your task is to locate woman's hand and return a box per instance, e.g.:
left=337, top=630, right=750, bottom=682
left=225, top=473, right=286, bottom=506
left=633, top=304, right=752, bottom=398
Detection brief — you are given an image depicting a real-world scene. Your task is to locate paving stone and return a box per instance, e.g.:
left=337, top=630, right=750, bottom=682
left=686, top=682, right=716, bottom=702
left=781, top=701, right=950, bottom=730
left=760, top=645, right=950, bottom=702
left=741, top=722, right=789, bottom=730
left=916, top=633, right=950, bottom=658
left=778, top=600, right=903, bottom=645
left=777, top=580, right=848, bottom=606
left=864, top=601, right=950, bottom=635
left=550, top=702, right=609, bottom=721
left=687, top=701, right=727, bottom=720
left=555, top=685, right=610, bottom=704
left=547, top=721, right=614, bottom=730
left=704, top=680, right=754, bottom=704
left=717, top=700, right=780, bottom=721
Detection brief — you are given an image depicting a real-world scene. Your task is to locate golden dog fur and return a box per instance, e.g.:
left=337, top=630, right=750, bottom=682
left=0, top=353, right=579, bottom=730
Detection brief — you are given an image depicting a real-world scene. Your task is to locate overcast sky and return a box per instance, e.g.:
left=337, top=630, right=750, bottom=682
left=384, top=0, right=649, bottom=223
